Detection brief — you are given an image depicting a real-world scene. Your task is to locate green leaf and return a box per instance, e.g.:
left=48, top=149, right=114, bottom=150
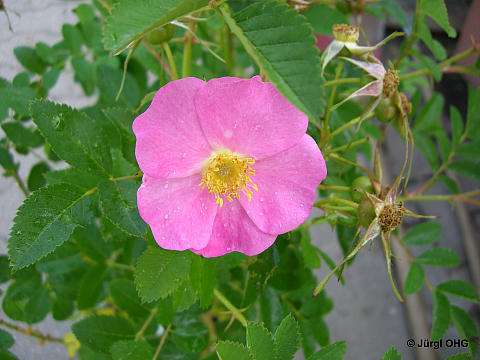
left=431, top=289, right=450, bottom=341
left=0, top=349, right=18, bottom=360
left=381, top=347, right=401, bottom=360
left=414, top=93, right=444, bottom=132
left=0, top=256, right=11, bottom=284
left=450, top=106, right=463, bottom=148
left=31, top=100, right=112, bottom=177
left=403, top=222, right=441, bottom=246
left=170, top=312, right=209, bottom=353
left=421, top=0, right=456, bottom=37
left=275, top=314, right=301, bottom=360
left=24, top=288, right=51, bottom=324
left=247, top=322, right=276, bottom=360
left=52, top=297, right=74, bottom=321
left=300, top=229, right=321, bottom=269
left=35, top=42, right=57, bottom=65
left=190, top=256, right=216, bottom=308
left=438, top=175, right=459, bottom=194
left=466, top=87, right=480, bottom=137
left=104, top=0, right=210, bottom=54
left=417, top=15, right=447, bottom=60
left=434, top=129, right=451, bottom=163
left=304, top=4, right=348, bottom=35
left=36, top=253, right=83, bottom=275
left=156, top=297, right=174, bottom=326
left=2, top=122, right=44, bottom=149
left=447, top=161, right=480, bottom=182
left=0, top=86, right=37, bottom=116
left=96, top=65, right=140, bottom=110
left=72, top=315, right=135, bottom=354
left=0, top=329, right=14, bottom=350
left=456, top=142, right=480, bottom=162
left=62, top=24, right=84, bottom=55
left=451, top=305, right=479, bottom=356
left=416, top=248, right=460, bottom=267
left=222, top=1, right=325, bottom=120
left=110, top=340, right=153, bottom=360
left=0, top=148, right=16, bottom=171
left=109, top=279, right=151, bottom=318
left=365, top=0, right=409, bottom=28
left=27, top=162, right=50, bottom=192
left=437, top=280, right=480, bottom=303
left=45, top=168, right=102, bottom=190
left=308, top=341, right=347, bottom=360
left=8, top=183, right=93, bottom=270
left=403, top=262, right=424, bottom=294
left=135, top=247, right=193, bottom=302
left=98, top=179, right=146, bottom=237
left=414, top=133, right=438, bottom=169
left=77, top=263, right=107, bottom=310
left=14, top=46, right=47, bottom=74
left=410, top=48, right=442, bottom=81
left=72, top=57, right=96, bottom=95
left=42, top=68, right=61, bottom=89
left=172, top=279, right=197, bottom=312
left=216, top=341, right=253, bottom=360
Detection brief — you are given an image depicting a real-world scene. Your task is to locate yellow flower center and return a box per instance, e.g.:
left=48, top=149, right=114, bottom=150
left=332, top=24, right=359, bottom=43
left=199, top=150, right=258, bottom=207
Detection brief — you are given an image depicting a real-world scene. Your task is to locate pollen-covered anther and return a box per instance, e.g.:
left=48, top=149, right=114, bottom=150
left=199, top=151, right=258, bottom=207
left=383, top=69, right=400, bottom=98
left=332, top=24, right=359, bottom=43
left=399, top=92, right=412, bottom=115
left=378, top=202, right=405, bottom=232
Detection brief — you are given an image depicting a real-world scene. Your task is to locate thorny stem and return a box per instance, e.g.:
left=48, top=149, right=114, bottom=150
left=395, top=0, right=422, bottom=67
left=213, top=288, right=247, bottom=327
left=400, top=45, right=480, bottom=81
left=162, top=42, right=179, bottom=80
left=0, top=319, right=64, bottom=344
left=135, top=308, right=158, bottom=341
left=152, top=324, right=172, bottom=360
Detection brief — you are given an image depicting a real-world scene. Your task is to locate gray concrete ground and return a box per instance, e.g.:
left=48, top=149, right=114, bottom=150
left=0, top=1, right=478, bottom=360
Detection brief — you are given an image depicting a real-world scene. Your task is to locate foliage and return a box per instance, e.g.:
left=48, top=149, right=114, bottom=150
left=0, top=0, right=479, bottom=359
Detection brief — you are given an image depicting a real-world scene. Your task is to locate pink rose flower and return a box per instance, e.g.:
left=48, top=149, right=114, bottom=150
left=133, top=76, right=327, bottom=257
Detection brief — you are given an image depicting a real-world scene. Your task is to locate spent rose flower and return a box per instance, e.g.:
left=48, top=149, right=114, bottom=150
left=133, top=76, right=327, bottom=257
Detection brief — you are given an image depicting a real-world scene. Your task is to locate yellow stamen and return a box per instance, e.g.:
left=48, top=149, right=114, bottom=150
left=199, top=150, right=258, bottom=207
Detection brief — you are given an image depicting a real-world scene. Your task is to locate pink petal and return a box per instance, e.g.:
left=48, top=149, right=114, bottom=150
left=338, top=80, right=382, bottom=107
left=239, top=135, right=326, bottom=234
left=194, top=76, right=308, bottom=160
left=133, top=77, right=212, bottom=178
left=137, top=174, right=217, bottom=251
left=342, top=57, right=385, bottom=79
left=191, top=200, right=276, bottom=257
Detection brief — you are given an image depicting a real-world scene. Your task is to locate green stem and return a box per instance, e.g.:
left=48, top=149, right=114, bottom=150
left=314, top=198, right=358, bottom=208
left=182, top=23, right=195, bottom=78
left=329, top=113, right=375, bottom=139
left=400, top=45, right=479, bottom=81
left=323, top=77, right=361, bottom=87
left=318, top=184, right=350, bottom=192
left=395, top=0, right=422, bottom=67
left=111, top=171, right=143, bottom=181
left=162, top=42, right=178, bottom=80
left=323, top=60, right=344, bottom=133
left=222, top=21, right=234, bottom=74
left=0, top=319, right=64, bottom=344
left=213, top=288, right=247, bottom=327
left=401, top=189, right=480, bottom=202
left=9, top=169, right=29, bottom=197
left=153, top=324, right=171, bottom=360
left=106, top=259, right=135, bottom=271
left=326, top=137, right=369, bottom=154
left=135, top=308, right=157, bottom=341
left=328, top=153, right=375, bottom=178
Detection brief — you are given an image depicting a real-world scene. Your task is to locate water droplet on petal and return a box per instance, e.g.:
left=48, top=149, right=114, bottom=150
left=224, top=129, right=233, bottom=138
left=260, top=197, right=264, bottom=202
left=164, top=183, right=168, bottom=189
left=164, top=214, right=169, bottom=219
